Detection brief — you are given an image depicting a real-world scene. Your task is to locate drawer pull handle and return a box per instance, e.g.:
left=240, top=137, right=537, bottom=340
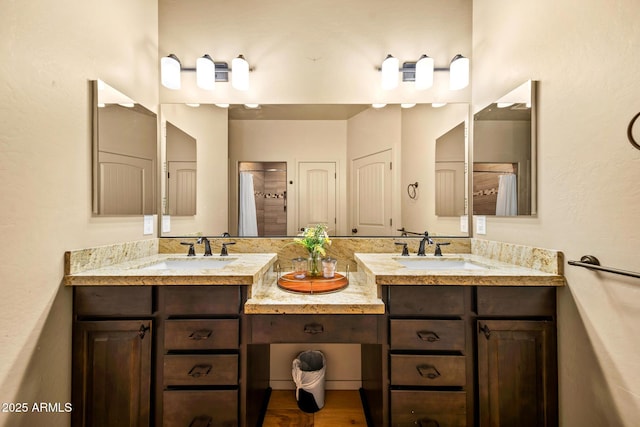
left=189, top=329, right=213, bottom=340
left=304, top=323, right=324, bottom=335
left=416, top=364, right=441, bottom=379
left=188, top=364, right=212, bottom=378
left=416, top=330, right=440, bottom=342
left=418, top=418, right=441, bottom=427
left=188, top=415, right=212, bottom=427
left=138, top=324, right=150, bottom=340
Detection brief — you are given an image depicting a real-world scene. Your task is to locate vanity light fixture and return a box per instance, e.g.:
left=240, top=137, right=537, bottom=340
left=232, top=55, right=250, bottom=91
left=160, top=53, right=252, bottom=91
left=414, top=54, right=434, bottom=90
left=381, top=54, right=399, bottom=90
left=161, top=54, right=182, bottom=90
left=379, top=54, right=470, bottom=91
left=196, top=54, right=216, bottom=90
left=449, top=54, right=470, bottom=90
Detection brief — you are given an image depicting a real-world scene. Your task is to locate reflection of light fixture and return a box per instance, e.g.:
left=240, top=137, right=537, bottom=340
left=118, top=103, right=135, bottom=108
left=161, top=54, right=182, bottom=90
left=244, top=103, right=260, bottom=109
left=497, top=102, right=514, bottom=108
left=381, top=54, right=399, bottom=90
left=186, top=103, right=200, bottom=108
left=415, top=54, right=434, bottom=90
left=379, top=54, right=470, bottom=91
left=401, top=103, right=416, bottom=109
left=196, top=54, right=215, bottom=90
left=215, top=103, right=230, bottom=108
left=372, top=103, right=387, bottom=109
left=232, top=55, right=250, bottom=91
left=160, top=53, right=251, bottom=91
left=449, top=54, right=469, bottom=90
left=432, top=102, right=447, bottom=108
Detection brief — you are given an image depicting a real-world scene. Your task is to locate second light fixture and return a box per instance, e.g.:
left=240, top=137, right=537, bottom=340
left=160, top=53, right=251, bottom=91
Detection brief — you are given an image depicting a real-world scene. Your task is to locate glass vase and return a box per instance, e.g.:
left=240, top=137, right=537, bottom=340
left=308, top=251, right=322, bottom=276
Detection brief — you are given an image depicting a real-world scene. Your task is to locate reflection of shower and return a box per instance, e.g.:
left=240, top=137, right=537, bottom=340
left=238, top=162, right=287, bottom=236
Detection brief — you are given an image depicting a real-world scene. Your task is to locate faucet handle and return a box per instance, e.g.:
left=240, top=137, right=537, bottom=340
left=181, top=242, right=196, bottom=256
left=220, top=242, right=236, bottom=256
left=395, top=242, right=409, bottom=256
left=434, top=242, right=451, bottom=256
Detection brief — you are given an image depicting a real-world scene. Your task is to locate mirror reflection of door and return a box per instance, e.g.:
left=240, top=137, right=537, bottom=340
left=351, top=149, right=393, bottom=236
left=435, top=121, right=466, bottom=216
left=238, top=162, right=287, bottom=236
left=298, top=162, right=337, bottom=235
left=166, top=122, right=197, bottom=216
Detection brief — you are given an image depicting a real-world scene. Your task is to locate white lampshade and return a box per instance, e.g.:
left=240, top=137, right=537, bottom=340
left=415, top=54, right=434, bottom=90
left=161, top=54, right=181, bottom=90
left=381, top=54, right=399, bottom=90
left=449, top=54, right=469, bottom=90
left=196, top=54, right=216, bottom=90
left=232, top=55, right=250, bottom=91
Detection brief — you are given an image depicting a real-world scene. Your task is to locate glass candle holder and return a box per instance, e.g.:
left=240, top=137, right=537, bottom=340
left=322, top=257, right=337, bottom=278
left=292, top=257, right=307, bottom=279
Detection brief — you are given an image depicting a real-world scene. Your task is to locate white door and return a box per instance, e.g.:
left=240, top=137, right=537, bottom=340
left=99, top=152, right=153, bottom=215
left=298, top=162, right=336, bottom=234
left=351, top=150, right=393, bottom=235
left=168, top=161, right=197, bottom=216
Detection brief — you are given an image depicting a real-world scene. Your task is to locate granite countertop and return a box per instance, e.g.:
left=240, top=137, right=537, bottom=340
left=354, top=253, right=566, bottom=286
left=63, top=253, right=278, bottom=286
left=244, top=270, right=385, bottom=315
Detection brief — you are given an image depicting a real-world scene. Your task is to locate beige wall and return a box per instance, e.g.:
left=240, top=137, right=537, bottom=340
left=473, top=0, right=640, bottom=425
left=0, top=1, right=158, bottom=426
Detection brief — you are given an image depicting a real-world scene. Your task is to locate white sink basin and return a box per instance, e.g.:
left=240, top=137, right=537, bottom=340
left=139, top=258, right=236, bottom=270
left=394, top=258, right=488, bottom=271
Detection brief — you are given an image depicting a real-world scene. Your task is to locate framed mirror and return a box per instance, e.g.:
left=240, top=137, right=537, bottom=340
left=473, top=80, right=537, bottom=216
left=92, top=80, right=157, bottom=215
left=158, top=103, right=471, bottom=238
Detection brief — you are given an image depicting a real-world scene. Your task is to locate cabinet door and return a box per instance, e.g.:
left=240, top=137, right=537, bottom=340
left=72, top=320, right=152, bottom=427
left=477, top=320, right=557, bottom=427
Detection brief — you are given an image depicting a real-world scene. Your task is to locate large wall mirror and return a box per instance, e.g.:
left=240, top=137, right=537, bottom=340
left=92, top=80, right=157, bottom=216
left=159, top=103, right=470, bottom=238
left=473, top=80, right=537, bottom=216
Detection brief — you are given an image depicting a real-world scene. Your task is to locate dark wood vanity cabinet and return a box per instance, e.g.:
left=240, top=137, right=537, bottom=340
left=385, top=285, right=557, bottom=427
left=72, top=285, right=243, bottom=427
left=72, top=287, right=154, bottom=427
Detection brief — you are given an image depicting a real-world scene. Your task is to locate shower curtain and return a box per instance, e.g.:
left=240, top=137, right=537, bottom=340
left=238, top=172, right=258, bottom=236
left=496, top=173, right=518, bottom=216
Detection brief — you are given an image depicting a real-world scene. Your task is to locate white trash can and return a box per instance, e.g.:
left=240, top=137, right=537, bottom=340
left=292, top=350, right=326, bottom=413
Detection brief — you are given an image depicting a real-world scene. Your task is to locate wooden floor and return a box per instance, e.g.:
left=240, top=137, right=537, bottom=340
left=261, top=390, right=368, bottom=427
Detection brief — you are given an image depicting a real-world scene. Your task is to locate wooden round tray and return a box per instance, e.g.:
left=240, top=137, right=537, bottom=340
left=277, top=272, right=349, bottom=294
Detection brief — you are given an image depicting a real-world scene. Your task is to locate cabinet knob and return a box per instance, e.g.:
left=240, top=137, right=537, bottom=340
left=479, top=323, right=491, bottom=339
left=138, top=324, right=150, bottom=340
left=189, top=329, right=213, bottom=340
left=416, top=330, right=440, bottom=342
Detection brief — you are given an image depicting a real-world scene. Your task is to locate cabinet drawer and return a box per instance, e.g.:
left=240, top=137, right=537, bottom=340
left=251, top=315, right=378, bottom=344
left=391, top=390, right=466, bottom=427
left=74, top=286, right=152, bottom=316
left=390, top=319, right=465, bottom=351
left=476, top=286, right=556, bottom=317
left=388, top=286, right=465, bottom=316
left=390, top=355, right=466, bottom=387
left=165, top=319, right=239, bottom=350
left=163, top=390, right=237, bottom=427
left=164, top=354, right=238, bottom=387
left=163, top=286, right=241, bottom=315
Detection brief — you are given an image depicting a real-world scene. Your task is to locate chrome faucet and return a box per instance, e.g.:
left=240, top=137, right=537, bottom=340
left=196, top=237, right=212, bottom=256
left=417, top=231, right=434, bottom=256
